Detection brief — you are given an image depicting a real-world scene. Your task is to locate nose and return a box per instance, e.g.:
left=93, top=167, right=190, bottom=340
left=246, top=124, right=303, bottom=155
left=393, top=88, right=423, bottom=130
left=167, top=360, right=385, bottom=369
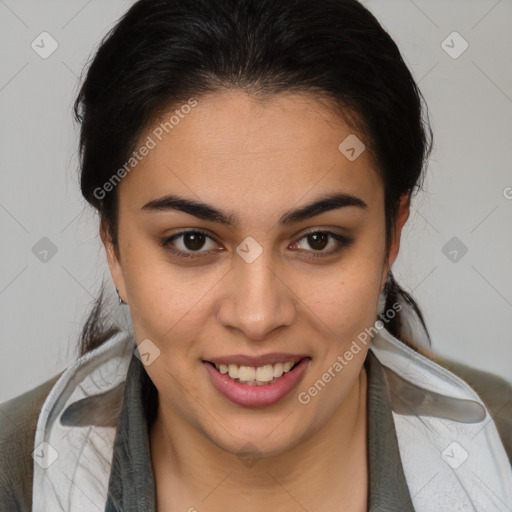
left=216, top=249, right=296, bottom=341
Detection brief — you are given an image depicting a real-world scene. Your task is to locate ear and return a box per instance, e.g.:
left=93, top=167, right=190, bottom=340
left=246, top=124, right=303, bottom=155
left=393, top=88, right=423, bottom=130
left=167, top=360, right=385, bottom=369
left=100, top=218, right=126, bottom=300
left=380, top=191, right=411, bottom=290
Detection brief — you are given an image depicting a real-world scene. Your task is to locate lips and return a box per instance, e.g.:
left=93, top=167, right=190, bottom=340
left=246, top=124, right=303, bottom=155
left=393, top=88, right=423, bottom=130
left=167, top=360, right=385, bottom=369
left=202, top=356, right=311, bottom=407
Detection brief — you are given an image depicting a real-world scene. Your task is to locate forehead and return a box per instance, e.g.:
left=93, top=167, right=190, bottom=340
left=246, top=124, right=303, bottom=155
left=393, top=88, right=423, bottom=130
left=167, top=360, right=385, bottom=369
left=118, top=90, right=382, bottom=215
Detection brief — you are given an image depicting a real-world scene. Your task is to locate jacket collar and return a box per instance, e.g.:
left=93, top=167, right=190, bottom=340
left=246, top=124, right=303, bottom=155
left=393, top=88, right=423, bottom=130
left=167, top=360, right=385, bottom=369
left=370, top=325, right=512, bottom=510
left=103, top=353, right=157, bottom=511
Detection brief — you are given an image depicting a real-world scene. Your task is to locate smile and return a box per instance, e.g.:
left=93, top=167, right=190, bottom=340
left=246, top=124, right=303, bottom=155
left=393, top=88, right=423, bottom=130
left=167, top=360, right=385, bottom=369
left=203, top=356, right=311, bottom=407
left=209, top=360, right=299, bottom=385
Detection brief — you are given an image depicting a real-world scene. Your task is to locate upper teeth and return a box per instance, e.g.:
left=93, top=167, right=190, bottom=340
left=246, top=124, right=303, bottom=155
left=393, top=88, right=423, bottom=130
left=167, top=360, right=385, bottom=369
left=214, top=361, right=296, bottom=382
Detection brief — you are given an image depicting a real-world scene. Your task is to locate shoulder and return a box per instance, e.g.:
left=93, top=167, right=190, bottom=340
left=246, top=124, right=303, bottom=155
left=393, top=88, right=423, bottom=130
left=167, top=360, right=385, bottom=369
left=0, top=372, right=64, bottom=512
left=433, top=354, right=512, bottom=465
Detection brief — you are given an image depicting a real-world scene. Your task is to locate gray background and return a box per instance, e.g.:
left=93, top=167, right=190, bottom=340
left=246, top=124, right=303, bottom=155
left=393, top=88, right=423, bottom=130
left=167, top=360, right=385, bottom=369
left=1, top=0, right=511, bottom=403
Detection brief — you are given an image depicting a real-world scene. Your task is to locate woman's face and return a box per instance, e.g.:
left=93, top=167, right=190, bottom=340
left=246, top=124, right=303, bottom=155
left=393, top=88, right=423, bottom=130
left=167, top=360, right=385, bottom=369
left=102, top=90, right=408, bottom=457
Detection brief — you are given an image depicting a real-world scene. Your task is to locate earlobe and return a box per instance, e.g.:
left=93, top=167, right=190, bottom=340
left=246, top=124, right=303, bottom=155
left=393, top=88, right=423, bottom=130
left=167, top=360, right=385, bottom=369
left=385, top=191, right=411, bottom=279
left=99, top=219, right=125, bottom=298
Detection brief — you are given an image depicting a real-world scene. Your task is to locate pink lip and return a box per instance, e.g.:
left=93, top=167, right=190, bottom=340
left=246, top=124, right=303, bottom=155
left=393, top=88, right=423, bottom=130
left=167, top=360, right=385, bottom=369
left=202, top=357, right=311, bottom=407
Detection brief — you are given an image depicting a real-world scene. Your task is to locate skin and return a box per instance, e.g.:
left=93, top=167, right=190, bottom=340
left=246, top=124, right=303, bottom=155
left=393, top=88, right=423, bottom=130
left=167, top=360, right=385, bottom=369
left=101, top=90, right=410, bottom=511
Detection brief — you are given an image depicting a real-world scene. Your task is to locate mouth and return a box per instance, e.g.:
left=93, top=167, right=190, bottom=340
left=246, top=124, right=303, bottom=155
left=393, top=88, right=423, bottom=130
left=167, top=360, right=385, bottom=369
left=202, top=356, right=311, bottom=407
left=204, top=359, right=304, bottom=385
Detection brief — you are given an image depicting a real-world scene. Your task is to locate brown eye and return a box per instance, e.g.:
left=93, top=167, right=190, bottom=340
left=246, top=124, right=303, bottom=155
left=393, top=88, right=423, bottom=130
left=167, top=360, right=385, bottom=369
left=292, top=230, right=354, bottom=258
left=162, top=229, right=221, bottom=259
left=182, top=232, right=206, bottom=251
left=306, top=232, right=329, bottom=251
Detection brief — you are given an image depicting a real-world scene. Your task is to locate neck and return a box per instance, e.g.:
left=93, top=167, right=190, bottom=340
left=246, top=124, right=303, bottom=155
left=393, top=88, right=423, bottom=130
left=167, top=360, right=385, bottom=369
left=150, top=367, right=368, bottom=511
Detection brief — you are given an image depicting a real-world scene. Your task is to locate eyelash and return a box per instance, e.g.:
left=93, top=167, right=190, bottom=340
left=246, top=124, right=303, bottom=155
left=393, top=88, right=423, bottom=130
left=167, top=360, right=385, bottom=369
left=161, top=229, right=354, bottom=260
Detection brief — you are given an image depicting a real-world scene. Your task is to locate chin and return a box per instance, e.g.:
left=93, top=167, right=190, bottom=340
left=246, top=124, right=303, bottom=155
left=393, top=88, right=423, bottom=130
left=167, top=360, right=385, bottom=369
left=202, top=415, right=310, bottom=460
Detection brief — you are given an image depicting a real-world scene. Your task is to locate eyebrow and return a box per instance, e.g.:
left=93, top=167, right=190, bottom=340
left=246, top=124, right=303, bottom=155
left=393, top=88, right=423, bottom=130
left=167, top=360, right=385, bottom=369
left=141, top=192, right=367, bottom=227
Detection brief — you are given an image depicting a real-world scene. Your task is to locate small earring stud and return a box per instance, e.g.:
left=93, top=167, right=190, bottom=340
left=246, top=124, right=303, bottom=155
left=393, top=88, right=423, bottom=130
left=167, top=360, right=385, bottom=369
left=116, top=287, right=127, bottom=305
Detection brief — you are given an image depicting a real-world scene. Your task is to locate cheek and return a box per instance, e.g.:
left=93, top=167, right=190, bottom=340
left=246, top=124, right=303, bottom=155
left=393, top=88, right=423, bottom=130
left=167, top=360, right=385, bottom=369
left=296, top=250, right=384, bottom=339
left=121, top=242, right=223, bottom=342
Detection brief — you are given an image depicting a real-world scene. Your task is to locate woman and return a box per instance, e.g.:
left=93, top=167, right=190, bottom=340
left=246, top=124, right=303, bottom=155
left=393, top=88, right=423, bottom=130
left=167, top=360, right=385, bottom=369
left=1, top=0, right=511, bottom=510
